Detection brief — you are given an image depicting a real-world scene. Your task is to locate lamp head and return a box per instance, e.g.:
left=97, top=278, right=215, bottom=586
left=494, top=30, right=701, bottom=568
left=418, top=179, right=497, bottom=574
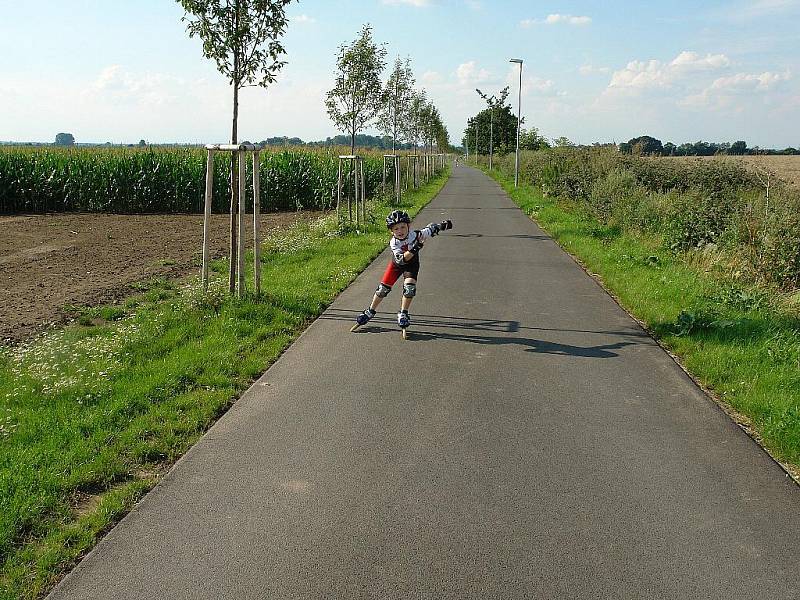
left=509, top=58, right=523, bottom=64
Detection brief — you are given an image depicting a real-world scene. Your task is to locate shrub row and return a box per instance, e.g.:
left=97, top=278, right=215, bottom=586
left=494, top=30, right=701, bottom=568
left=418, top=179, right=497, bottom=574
left=492, top=148, right=800, bottom=289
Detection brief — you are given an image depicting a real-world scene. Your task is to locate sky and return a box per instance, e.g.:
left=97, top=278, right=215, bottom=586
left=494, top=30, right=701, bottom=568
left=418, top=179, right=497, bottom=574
left=1, top=0, right=799, bottom=148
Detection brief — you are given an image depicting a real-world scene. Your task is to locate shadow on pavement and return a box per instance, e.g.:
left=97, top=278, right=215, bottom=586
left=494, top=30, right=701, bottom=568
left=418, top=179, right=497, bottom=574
left=449, top=233, right=551, bottom=240
left=328, top=309, right=646, bottom=358
left=408, top=330, right=636, bottom=358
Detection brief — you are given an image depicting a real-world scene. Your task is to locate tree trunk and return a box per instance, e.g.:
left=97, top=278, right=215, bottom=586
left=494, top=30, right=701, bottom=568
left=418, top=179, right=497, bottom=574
left=229, top=77, right=240, bottom=293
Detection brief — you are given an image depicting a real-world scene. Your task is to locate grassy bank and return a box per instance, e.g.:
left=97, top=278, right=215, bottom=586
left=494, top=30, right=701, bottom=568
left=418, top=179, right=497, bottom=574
left=483, top=165, right=800, bottom=483
left=0, top=167, right=450, bottom=600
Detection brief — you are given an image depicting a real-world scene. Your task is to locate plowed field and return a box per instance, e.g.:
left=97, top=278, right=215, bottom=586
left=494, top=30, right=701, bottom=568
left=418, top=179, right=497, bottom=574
left=0, top=212, right=316, bottom=343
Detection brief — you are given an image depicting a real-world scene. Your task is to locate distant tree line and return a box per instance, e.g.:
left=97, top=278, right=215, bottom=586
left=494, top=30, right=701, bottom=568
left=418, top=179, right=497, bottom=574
left=619, top=135, right=799, bottom=156
left=258, top=133, right=415, bottom=149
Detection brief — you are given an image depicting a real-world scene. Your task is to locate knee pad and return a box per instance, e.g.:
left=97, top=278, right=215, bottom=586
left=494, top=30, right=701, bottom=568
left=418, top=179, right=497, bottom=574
left=375, top=283, right=392, bottom=298
left=403, top=282, right=417, bottom=298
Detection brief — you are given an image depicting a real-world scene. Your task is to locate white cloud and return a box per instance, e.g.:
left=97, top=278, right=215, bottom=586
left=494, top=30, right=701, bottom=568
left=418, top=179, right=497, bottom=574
left=291, top=14, right=315, bottom=24
left=382, top=0, right=432, bottom=6
left=606, top=51, right=732, bottom=93
left=421, top=70, right=443, bottom=85
left=741, top=0, right=799, bottom=16
left=712, top=70, right=791, bottom=91
left=504, top=65, right=562, bottom=97
left=670, top=51, right=730, bottom=71
left=455, top=61, right=492, bottom=85
left=598, top=49, right=793, bottom=118
left=84, top=65, right=183, bottom=107
left=682, top=70, right=792, bottom=108
left=608, top=60, right=672, bottom=91
left=521, top=14, right=591, bottom=27
left=579, top=64, right=611, bottom=76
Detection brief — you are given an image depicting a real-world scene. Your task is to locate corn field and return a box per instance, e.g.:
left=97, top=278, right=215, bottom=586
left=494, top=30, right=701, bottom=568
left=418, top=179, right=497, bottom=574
left=0, top=146, right=391, bottom=214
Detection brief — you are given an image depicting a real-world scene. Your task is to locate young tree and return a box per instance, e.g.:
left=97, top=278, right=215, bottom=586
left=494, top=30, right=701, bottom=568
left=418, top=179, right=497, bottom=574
left=730, top=140, right=748, bottom=155
left=519, top=127, right=549, bottom=151
left=178, top=0, right=294, bottom=293
left=404, top=89, right=426, bottom=153
left=379, top=57, right=414, bottom=153
left=433, top=111, right=449, bottom=153
left=473, top=87, right=519, bottom=161
left=325, top=24, right=387, bottom=156
left=54, top=133, right=75, bottom=146
left=552, top=136, right=575, bottom=148
left=403, top=89, right=427, bottom=186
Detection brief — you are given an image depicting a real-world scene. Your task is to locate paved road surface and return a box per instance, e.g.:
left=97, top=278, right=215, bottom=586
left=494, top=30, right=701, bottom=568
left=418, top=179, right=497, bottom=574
left=49, top=165, right=800, bottom=599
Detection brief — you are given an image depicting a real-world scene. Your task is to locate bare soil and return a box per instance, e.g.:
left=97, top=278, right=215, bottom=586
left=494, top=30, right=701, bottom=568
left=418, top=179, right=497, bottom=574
left=0, top=212, right=317, bottom=344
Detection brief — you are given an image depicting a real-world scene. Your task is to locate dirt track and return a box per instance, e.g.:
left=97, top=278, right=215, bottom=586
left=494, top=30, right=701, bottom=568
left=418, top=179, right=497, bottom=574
left=0, top=212, right=315, bottom=344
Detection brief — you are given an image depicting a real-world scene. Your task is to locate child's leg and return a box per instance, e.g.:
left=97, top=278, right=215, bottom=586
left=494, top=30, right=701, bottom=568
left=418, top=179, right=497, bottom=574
left=400, top=276, right=417, bottom=312
left=361, top=262, right=401, bottom=317
left=369, top=293, right=384, bottom=311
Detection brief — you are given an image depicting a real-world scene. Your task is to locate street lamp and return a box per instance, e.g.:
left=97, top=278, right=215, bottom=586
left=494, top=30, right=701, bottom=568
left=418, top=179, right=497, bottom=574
left=510, top=58, right=523, bottom=188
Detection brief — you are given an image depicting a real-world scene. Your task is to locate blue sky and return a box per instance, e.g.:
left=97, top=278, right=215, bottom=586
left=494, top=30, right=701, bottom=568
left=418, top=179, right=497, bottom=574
left=1, top=0, right=798, bottom=147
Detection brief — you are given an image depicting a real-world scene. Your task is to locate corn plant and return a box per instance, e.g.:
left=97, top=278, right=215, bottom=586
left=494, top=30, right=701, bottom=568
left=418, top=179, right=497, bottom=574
left=0, top=146, right=385, bottom=214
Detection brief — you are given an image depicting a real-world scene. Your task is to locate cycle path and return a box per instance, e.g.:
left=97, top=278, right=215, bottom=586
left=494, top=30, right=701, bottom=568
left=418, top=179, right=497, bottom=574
left=49, top=165, right=800, bottom=599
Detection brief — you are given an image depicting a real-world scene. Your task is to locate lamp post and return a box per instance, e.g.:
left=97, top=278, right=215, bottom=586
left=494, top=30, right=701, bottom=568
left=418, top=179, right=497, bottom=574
left=510, top=58, right=523, bottom=188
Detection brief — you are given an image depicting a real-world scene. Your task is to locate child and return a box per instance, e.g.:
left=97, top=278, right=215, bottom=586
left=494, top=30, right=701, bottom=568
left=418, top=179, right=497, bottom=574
left=352, top=210, right=453, bottom=331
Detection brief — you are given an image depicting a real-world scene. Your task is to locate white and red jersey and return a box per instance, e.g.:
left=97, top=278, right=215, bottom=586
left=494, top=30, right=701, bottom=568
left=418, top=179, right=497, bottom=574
left=389, top=226, right=435, bottom=266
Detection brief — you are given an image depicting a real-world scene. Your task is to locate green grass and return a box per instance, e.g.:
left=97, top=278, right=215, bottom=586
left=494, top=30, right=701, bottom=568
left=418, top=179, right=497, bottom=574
left=0, top=167, right=450, bottom=600
left=484, top=166, right=800, bottom=480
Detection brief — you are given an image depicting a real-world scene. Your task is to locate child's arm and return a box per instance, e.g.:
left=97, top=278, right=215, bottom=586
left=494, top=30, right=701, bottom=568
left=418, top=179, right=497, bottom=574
left=400, top=220, right=453, bottom=262
left=419, top=220, right=453, bottom=241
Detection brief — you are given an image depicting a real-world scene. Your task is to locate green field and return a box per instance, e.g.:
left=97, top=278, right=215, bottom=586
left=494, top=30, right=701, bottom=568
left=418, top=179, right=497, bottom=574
left=0, top=146, right=429, bottom=214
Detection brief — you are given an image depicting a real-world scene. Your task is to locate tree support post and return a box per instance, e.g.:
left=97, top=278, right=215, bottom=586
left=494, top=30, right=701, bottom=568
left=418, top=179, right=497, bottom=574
left=394, top=155, right=401, bottom=204
left=252, top=150, right=261, bottom=296
left=202, top=143, right=261, bottom=297
left=202, top=149, right=215, bottom=292
left=237, top=150, right=246, bottom=298
left=337, top=155, right=364, bottom=229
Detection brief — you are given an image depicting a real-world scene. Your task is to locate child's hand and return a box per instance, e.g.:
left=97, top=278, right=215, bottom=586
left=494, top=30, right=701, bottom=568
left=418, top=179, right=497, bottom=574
left=410, top=238, right=424, bottom=254
left=439, top=219, right=453, bottom=231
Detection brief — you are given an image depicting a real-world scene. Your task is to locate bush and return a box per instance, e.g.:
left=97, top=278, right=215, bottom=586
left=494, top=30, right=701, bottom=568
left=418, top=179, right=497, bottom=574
left=495, top=147, right=800, bottom=289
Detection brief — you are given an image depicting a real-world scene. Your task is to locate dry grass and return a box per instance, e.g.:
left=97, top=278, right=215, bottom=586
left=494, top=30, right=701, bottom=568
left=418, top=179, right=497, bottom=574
left=664, top=155, right=800, bottom=188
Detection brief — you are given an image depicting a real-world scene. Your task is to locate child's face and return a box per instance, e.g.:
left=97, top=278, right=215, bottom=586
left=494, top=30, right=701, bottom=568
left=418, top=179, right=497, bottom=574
left=390, top=223, right=409, bottom=239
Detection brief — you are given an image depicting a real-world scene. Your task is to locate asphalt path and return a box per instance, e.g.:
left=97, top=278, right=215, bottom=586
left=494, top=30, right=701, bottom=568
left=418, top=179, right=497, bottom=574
left=49, top=165, right=800, bottom=599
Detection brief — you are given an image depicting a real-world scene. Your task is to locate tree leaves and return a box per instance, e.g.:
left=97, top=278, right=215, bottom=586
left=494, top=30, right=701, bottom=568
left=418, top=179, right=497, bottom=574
left=178, top=0, right=294, bottom=89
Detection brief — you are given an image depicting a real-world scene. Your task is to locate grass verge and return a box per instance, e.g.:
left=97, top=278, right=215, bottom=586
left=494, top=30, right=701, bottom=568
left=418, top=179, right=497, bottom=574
left=483, top=167, right=800, bottom=483
left=0, top=167, right=450, bottom=600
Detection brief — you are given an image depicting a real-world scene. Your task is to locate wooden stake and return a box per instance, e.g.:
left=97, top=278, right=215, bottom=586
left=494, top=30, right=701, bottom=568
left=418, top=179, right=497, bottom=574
left=360, top=158, right=366, bottom=225
left=336, top=158, right=342, bottom=223
left=252, top=151, right=261, bottom=296
left=237, top=151, right=246, bottom=298
left=202, top=149, right=215, bottom=292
